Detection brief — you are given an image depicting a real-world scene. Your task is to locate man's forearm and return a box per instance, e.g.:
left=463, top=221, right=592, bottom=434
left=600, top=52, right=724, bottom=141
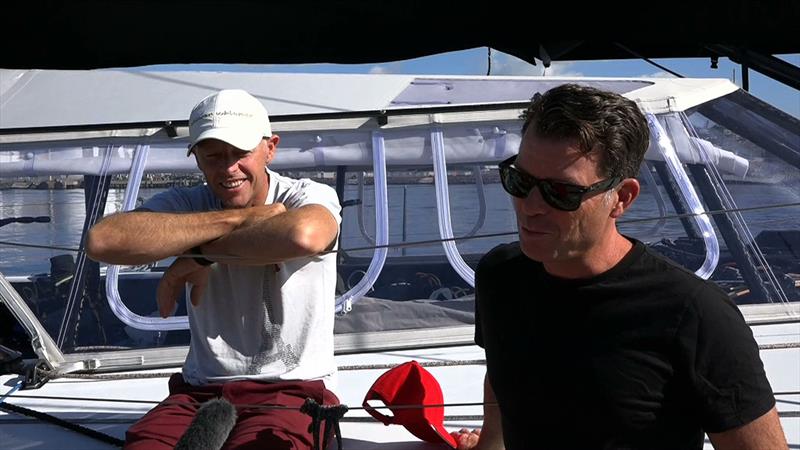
left=477, top=374, right=505, bottom=450
left=709, top=407, right=787, bottom=450
left=87, top=210, right=244, bottom=265
left=202, top=204, right=337, bottom=265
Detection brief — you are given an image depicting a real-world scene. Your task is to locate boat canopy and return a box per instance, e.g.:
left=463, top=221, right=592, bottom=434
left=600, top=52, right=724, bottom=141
left=1, top=72, right=798, bottom=373
left=2, top=71, right=740, bottom=175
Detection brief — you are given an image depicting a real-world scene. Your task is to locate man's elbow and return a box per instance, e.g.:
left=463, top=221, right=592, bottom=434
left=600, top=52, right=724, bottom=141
left=291, top=225, right=335, bottom=256
left=85, top=227, right=112, bottom=262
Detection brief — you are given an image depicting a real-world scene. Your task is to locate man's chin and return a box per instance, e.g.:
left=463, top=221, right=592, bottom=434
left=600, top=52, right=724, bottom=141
left=219, top=196, right=250, bottom=209
left=221, top=201, right=248, bottom=209
left=215, top=190, right=249, bottom=209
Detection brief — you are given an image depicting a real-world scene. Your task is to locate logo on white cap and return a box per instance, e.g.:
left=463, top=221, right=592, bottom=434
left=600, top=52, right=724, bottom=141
left=188, top=89, right=272, bottom=154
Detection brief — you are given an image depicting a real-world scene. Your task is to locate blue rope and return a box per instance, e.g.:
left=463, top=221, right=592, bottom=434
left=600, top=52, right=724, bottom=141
left=0, top=379, right=23, bottom=403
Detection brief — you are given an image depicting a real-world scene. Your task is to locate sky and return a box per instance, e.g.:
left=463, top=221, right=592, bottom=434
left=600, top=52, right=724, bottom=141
left=143, top=49, right=800, bottom=118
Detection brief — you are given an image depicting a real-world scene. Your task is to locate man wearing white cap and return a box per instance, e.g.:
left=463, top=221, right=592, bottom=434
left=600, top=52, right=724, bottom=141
left=87, top=89, right=342, bottom=449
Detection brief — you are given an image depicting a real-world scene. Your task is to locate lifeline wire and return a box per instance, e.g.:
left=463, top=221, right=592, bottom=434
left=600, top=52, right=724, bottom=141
left=1, top=202, right=800, bottom=258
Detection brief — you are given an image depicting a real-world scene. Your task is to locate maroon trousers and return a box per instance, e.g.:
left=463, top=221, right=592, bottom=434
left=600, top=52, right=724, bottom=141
left=125, top=373, right=339, bottom=450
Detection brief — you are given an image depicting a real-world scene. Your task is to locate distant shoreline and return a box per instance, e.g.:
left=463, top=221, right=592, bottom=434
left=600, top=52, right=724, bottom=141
left=0, top=173, right=502, bottom=190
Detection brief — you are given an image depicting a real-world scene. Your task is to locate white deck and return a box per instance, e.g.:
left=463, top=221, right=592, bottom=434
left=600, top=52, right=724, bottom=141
left=2, top=324, right=798, bottom=449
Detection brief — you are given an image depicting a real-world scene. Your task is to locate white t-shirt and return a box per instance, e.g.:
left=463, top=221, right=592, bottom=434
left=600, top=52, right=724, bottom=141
left=142, top=169, right=341, bottom=386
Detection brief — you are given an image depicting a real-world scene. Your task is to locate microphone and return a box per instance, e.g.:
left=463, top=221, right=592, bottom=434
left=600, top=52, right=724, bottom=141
left=174, top=397, right=237, bottom=450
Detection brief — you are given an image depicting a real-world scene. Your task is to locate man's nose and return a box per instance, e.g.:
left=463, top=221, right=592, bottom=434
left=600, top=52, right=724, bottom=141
left=222, top=154, right=241, bottom=173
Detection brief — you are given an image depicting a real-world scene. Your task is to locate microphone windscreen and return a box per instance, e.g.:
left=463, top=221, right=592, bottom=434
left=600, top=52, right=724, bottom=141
left=174, top=397, right=237, bottom=450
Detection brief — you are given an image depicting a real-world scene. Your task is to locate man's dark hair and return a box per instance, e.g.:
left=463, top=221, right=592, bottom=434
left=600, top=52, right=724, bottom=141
left=520, top=84, right=649, bottom=180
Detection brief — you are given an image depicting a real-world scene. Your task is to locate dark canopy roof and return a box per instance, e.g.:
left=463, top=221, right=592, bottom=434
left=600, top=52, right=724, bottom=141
left=4, top=0, right=799, bottom=70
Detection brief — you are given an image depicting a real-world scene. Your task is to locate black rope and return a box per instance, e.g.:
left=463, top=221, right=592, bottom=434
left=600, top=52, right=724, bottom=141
left=4, top=393, right=489, bottom=411
left=300, top=398, right=348, bottom=450
left=0, top=401, right=124, bottom=447
left=614, top=43, right=685, bottom=78
left=2, top=201, right=799, bottom=257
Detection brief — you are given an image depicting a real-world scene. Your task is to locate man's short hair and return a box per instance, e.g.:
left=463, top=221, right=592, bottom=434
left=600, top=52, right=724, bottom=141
left=520, top=84, right=649, bottom=180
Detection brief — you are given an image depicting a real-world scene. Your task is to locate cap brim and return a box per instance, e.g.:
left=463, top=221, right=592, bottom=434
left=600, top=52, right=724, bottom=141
left=188, top=128, right=263, bottom=155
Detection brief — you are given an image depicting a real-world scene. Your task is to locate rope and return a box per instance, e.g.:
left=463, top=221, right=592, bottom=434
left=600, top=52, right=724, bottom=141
left=3, top=393, right=489, bottom=412
left=300, top=398, right=348, bottom=450
left=339, top=359, right=486, bottom=371
left=2, top=202, right=800, bottom=256
left=0, top=401, right=124, bottom=447
left=759, top=342, right=800, bottom=350
left=38, top=359, right=487, bottom=381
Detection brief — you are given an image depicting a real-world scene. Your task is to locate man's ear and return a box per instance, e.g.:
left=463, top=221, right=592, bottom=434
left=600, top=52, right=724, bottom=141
left=610, top=178, right=640, bottom=219
left=264, top=135, right=280, bottom=165
left=192, top=152, right=202, bottom=171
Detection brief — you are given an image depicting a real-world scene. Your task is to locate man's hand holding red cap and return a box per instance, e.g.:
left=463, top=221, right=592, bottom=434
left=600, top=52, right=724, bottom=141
left=451, top=428, right=481, bottom=449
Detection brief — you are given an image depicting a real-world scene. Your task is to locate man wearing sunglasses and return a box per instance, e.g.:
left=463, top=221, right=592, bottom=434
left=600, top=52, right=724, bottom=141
left=452, top=84, right=785, bottom=450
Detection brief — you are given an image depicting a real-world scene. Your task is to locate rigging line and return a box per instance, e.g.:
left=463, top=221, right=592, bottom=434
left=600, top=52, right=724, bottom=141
left=326, top=201, right=800, bottom=255
left=341, top=414, right=485, bottom=422
left=56, top=145, right=115, bottom=348
left=7, top=391, right=799, bottom=422
left=0, top=415, right=492, bottom=424
left=43, top=360, right=488, bottom=381
left=0, top=241, right=80, bottom=252
left=339, top=359, right=486, bottom=370
left=2, top=406, right=795, bottom=430
left=2, top=201, right=800, bottom=257
left=2, top=394, right=491, bottom=411
left=0, top=401, right=125, bottom=447
left=759, top=342, right=800, bottom=350
left=681, top=113, right=790, bottom=303
left=613, top=43, right=685, bottom=78
left=16, top=411, right=800, bottom=424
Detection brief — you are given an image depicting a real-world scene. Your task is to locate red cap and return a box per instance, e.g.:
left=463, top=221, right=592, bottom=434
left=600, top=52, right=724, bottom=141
left=362, top=361, right=457, bottom=448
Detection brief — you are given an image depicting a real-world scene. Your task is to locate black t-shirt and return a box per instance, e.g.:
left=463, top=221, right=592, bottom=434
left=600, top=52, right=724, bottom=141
left=475, top=239, right=775, bottom=450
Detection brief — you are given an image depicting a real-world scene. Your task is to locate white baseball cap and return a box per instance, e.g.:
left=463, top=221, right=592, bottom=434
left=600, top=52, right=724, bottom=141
left=187, top=89, right=272, bottom=155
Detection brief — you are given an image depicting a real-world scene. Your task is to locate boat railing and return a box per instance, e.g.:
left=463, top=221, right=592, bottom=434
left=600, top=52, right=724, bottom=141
left=432, top=127, right=475, bottom=287
left=646, top=113, right=720, bottom=279
left=334, top=132, right=390, bottom=314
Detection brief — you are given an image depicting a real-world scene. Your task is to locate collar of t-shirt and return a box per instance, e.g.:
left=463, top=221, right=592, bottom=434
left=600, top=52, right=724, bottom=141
left=538, top=237, right=645, bottom=288
left=265, top=167, right=278, bottom=205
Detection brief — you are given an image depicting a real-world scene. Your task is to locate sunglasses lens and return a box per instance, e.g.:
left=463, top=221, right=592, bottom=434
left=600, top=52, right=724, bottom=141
left=501, top=166, right=531, bottom=198
left=499, top=158, right=587, bottom=212
left=540, top=182, right=580, bottom=211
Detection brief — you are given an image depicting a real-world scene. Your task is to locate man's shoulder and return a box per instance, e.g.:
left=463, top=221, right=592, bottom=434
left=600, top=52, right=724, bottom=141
left=271, top=172, right=338, bottom=202
left=141, top=184, right=216, bottom=212
left=639, top=244, right=712, bottom=286
left=637, top=244, right=733, bottom=308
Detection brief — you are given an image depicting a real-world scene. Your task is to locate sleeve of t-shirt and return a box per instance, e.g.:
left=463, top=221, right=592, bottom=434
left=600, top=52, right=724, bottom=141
left=281, top=179, right=342, bottom=226
left=139, top=188, right=195, bottom=213
left=676, top=284, right=775, bottom=433
left=473, top=253, right=490, bottom=349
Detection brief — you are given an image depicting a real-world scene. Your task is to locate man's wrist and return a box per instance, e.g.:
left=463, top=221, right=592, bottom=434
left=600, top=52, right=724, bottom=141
left=190, top=246, right=214, bottom=266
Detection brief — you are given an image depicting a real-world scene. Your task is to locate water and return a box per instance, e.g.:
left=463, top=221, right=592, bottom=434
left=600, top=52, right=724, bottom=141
left=1, top=182, right=799, bottom=277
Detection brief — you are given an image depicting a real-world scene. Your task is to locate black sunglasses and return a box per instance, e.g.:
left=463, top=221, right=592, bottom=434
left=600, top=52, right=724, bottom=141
left=498, top=155, right=621, bottom=211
